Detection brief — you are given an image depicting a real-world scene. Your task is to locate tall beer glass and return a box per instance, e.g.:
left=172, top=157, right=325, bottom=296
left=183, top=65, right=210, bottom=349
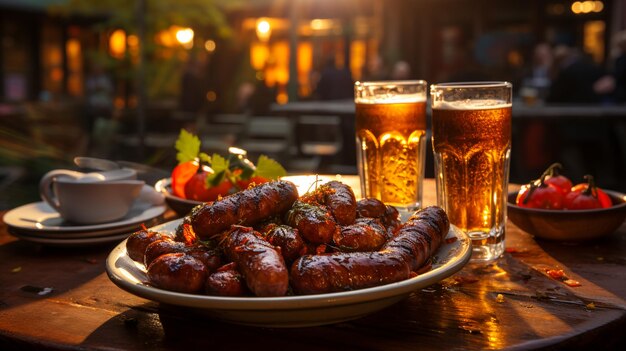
left=355, top=81, right=428, bottom=214
left=430, top=82, right=512, bottom=262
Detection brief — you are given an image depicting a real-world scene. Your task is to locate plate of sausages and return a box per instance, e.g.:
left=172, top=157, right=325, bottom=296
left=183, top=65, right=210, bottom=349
left=106, top=179, right=472, bottom=327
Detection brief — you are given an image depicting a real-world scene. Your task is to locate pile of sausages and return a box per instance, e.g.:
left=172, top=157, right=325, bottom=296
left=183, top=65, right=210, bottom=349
left=126, top=180, right=450, bottom=297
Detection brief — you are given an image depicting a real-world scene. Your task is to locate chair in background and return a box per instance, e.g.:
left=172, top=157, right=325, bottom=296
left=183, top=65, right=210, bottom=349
left=291, top=115, right=343, bottom=172
left=236, top=116, right=293, bottom=163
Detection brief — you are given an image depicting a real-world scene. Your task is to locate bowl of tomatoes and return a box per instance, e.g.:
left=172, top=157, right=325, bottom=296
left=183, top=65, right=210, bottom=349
left=507, top=163, right=626, bottom=241
left=155, top=130, right=287, bottom=217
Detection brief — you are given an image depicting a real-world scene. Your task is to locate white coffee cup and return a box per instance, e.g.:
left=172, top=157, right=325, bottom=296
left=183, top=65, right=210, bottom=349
left=39, top=169, right=147, bottom=224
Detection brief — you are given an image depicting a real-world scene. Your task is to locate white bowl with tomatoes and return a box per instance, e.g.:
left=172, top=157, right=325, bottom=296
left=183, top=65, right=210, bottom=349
left=507, top=163, right=626, bottom=241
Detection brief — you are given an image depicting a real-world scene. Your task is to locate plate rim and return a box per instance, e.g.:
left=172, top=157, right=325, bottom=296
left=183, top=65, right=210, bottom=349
left=105, top=218, right=471, bottom=311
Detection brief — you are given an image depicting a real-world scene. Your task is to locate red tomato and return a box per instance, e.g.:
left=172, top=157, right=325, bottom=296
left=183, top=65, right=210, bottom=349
left=516, top=182, right=564, bottom=209
left=542, top=163, right=572, bottom=196
left=184, top=172, right=233, bottom=201
left=544, top=175, right=572, bottom=196
left=236, top=176, right=269, bottom=190
left=565, top=175, right=612, bottom=209
left=171, top=161, right=199, bottom=198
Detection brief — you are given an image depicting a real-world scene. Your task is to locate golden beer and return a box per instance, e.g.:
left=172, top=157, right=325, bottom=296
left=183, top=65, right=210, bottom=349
left=431, top=81, right=512, bottom=262
left=355, top=100, right=427, bottom=209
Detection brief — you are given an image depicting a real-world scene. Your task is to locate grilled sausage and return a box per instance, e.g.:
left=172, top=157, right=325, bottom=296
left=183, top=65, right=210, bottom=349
left=285, top=201, right=338, bottom=244
left=205, top=263, right=249, bottom=297
left=356, top=198, right=387, bottom=218
left=126, top=229, right=169, bottom=262
left=302, top=181, right=356, bottom=225
left=188, top=180, right=298, bottom=240
left=262, top=224, right=306, bottom=264
left=147, top=253, right=208, bottom=293
left=334, top=217, right=388, bottom=252
left=290, top=206, right=449, bottom=294
left=222, top=225, right=289, bottom=297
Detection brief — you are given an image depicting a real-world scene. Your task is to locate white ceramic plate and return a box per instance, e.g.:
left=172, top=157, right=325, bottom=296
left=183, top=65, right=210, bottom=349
left=106, top=218, right=471, bottom=327
left=3, top=201, right=166, bottom=233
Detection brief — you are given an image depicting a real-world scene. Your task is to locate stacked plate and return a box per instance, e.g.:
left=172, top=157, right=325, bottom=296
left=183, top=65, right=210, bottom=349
left=3, top=201, right=167, bottom=247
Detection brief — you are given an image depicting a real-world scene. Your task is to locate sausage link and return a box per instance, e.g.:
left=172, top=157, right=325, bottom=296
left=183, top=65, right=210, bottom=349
left=382, top=206, right=449, bottom=271
left=323, top=181, right=357, bottom=225
left=356, top=198, right=387, bottom=218
left=334, top=218, right=387, bottom=252
left=263, top=224, right=306, bottom=264
left=189, top=180, right=298, bottom=240
left=285, top=201, right=338, bottom=244
left=205, top=263, right=249, bottom=297
left=222, top=225, right=289, bottom=297
left=147, top=253, right=207, bottom=293
left=290, top=206, right=449, bottom=294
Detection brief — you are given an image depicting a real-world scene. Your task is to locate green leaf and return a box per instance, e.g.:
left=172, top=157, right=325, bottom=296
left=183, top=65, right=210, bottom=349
left=254, top=155, right=287, bottom=180
left=206, top=153, right=230, bottom=186
left=175, top=129, right=200, bottom=164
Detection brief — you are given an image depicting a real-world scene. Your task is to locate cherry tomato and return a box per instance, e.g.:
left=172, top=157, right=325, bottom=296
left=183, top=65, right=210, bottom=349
left=236, top=176, right=269, bottom=190
left=564, top=175, right=612, bottom=210
left=543, top=163, right=572, bottom=196
left=516, top=182, right=563, bottom=209
left=171, top=161, right=199, bottom=198
left=184, top=172, right=233, bottom=202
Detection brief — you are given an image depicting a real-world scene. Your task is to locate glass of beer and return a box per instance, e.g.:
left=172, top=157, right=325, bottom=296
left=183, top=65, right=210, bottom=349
left=430, top=82, right=512, bottom=262
left=354, top=80, right=428, bottom=215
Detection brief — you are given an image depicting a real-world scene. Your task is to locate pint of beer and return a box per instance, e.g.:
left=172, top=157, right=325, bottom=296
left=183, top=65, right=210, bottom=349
left=430, top=82, right=512, bottom=262
left=354, top=81, right=428, bottom=212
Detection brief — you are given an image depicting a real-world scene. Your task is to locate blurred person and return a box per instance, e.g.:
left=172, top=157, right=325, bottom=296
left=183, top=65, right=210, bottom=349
left=391, top=61, right=411, bottom=80
left=611, top=30, right=626, bottom=103
left=521, top=43, right=553, bottom=102
left=179, top=57, right=206, bottom=115
left=362, top=54, right=388, bottom=81
left=313, top=57, right=353, bottom=100
left=546, top=45, right=604, bottom=103
left=84, top=61, right=114, bottom=156
left=85, top=62, right=114, bottom=131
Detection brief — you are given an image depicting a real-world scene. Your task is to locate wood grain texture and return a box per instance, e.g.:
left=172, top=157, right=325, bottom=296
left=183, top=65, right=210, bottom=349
left=1, top=179, right=624, bottom=350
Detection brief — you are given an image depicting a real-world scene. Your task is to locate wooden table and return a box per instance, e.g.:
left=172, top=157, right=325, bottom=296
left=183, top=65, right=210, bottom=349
left=1, top=179, right=625, bottom=350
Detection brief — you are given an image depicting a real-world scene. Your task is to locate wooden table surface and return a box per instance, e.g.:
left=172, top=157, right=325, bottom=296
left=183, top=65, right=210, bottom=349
left=1, top=179, right=625, bottom=350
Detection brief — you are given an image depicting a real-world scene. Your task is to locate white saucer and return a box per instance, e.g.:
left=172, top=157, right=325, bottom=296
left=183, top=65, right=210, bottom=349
left=7, top=216, right=163, bottom=239
left=9, top=228, right=133, bottom=247
left=3, top=201, right=166, bottom=233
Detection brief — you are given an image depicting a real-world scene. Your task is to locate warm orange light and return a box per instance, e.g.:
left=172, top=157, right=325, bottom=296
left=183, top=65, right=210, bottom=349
left=205, top=40, right=216, bottom=52
left=206, top=91, right=217, bottom=101
left=256, top=18, right=271, bottom=42
left=127, top=35, right=139, bottom=47
left=250, top=42, right=270, bottom=70
left=109, top=29, right=126, bottom=58
left=350, top=40, right=366, bottom=81
left=176, top=28, right=194, bottom=49
left=572, top=1, right=604, bottom=14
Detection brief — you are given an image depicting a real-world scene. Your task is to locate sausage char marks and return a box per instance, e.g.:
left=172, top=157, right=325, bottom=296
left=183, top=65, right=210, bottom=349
left=221, top=225, right=289, bottom=297
left=301, top=180, right=356, bottom=225
left=334, top=217, right=388, bottom=252
left=285, top=201, right=338, bottom=245
left=205, top=262, right=250, bottom=297
left=290, top=206, right=449, bottom=295
left=188, top=180, right=298, bottom=240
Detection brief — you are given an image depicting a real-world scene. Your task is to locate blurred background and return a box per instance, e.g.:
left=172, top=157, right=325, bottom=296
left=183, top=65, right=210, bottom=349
left=1, top=0, right=626, bottom=210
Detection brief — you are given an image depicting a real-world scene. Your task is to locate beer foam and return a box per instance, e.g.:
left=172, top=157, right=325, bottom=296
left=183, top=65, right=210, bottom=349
left=355, top=94, right=426, bottom=104
left=432, top=99, right=511, bottom=110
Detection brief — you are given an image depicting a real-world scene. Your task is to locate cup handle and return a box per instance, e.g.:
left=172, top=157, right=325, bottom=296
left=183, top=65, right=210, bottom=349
left=39, top=170, right=82, bottom=211
left=138, top=184, right=165, bottom=206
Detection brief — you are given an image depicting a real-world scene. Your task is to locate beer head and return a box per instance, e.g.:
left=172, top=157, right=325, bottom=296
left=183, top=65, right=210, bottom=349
left=430, top=81, right=512, bottom=109
left=355, top=80, right=427, bottom=104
